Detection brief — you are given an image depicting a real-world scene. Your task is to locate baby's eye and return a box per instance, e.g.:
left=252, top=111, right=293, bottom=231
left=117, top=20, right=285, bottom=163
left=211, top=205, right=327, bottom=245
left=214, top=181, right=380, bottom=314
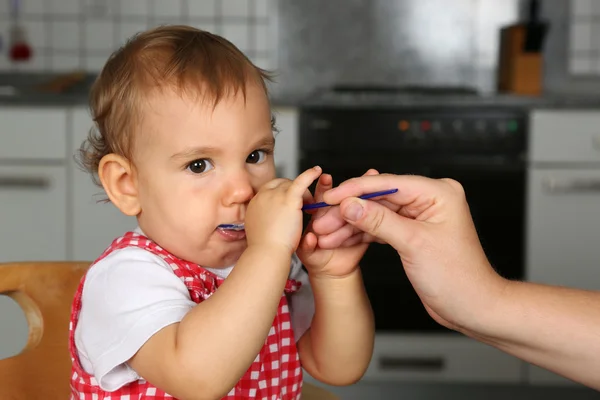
left=246, top=150, right=268, bottom=164
left=187, top=159, right=214, bottom=174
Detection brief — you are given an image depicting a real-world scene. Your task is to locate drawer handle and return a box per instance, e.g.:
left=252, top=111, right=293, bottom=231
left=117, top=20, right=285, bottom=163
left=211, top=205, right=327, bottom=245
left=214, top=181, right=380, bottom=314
left=379, top=356, right=445, bottom=372
left=0, top=176, right=49, bottom=189
left=543, top=177, right=600, bottom=194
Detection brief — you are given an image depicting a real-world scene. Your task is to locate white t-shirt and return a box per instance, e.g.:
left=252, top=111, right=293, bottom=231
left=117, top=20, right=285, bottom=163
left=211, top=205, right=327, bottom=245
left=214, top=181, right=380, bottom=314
left=74, top=227, right=315, bottom=392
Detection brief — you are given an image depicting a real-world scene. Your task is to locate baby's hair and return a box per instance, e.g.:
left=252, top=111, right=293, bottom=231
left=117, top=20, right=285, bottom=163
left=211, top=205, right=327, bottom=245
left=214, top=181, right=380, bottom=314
left=76, top=24, right=275, bottom=187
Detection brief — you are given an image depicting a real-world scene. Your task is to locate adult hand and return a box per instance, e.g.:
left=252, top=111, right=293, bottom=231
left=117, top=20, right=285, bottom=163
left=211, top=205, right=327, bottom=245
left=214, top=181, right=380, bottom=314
left=322, top=174, right=506, bottom=332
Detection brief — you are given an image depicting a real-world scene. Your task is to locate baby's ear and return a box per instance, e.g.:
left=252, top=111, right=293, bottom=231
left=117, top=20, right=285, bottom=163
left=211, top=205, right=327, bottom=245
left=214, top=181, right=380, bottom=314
left=98, top=154, right=141, bottom=216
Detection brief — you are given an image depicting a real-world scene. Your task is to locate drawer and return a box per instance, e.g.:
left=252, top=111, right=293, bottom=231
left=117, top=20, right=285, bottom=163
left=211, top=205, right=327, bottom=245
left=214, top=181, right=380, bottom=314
left=0, top=165, right=67, bottom=262
left=528, top=364, right=580, bottom=386
left=529, top=110, right=600, bottom=163
left=362, top=334, right=523, bottom=383
left=526, top=168, right=600, bottom=291
left=0, top=107, right=67, bottom=160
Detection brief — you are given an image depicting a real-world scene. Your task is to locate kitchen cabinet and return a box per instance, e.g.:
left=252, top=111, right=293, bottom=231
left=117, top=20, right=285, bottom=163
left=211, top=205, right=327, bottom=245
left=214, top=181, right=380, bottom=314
left=0, top=107, right=67, bottom=160
left=526, top=109, right=600, bottom=386
left=70, top=107, right=137, bottom=261
left=364, top=334, right=523, bottom=384
left=527, top=168, right=600, bottom=290
left=0, top=107, right=69, bottom=263
left=0, top=165, right=67, bottom=262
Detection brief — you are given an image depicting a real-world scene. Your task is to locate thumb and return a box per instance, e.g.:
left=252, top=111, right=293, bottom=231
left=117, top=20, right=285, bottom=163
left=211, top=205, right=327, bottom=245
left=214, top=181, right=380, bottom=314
left=339, top=198, right=417, bottom=254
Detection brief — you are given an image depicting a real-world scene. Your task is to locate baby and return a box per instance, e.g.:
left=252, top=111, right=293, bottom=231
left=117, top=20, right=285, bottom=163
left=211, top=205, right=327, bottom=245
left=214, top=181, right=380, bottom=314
left=69, top=25, right=374, bottom=400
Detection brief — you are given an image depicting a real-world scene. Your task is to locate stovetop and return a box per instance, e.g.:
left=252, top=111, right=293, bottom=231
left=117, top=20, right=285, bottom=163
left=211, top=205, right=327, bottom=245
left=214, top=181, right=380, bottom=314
left=318, top=85, right=480, bottom=102
left=329, top=84, right=479, bottom=96
left=300, top=84, right=561, bottom=109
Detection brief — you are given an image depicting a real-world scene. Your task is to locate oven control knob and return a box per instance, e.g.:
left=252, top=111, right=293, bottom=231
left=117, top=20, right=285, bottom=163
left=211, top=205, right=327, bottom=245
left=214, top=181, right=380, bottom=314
left=496, top=121, right=507, bottom=134
left=310, top=119, right=331, bottom=130
left=452, top=120, right=463, bottom=131
left=475, top=120, right=486, bottom=132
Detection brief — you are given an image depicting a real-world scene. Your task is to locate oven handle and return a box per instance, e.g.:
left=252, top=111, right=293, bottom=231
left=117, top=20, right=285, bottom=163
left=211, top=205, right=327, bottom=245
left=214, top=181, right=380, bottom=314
left=378, top=355, right=445, bottom=372
left=543, top=177, right=600, bottom=194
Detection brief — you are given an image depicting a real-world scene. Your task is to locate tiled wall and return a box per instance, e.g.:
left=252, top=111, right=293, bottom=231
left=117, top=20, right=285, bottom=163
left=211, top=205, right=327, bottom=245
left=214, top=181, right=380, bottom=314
left=0, top=0, right=277, bottom=73
left=569, top=0, right=600, bottom=75
left=1, top=0, right=595, bottom=94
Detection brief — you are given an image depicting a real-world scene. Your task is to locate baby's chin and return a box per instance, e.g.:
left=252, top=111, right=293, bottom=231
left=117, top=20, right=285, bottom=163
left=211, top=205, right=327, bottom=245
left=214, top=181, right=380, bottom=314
left=204, top=240, right=248, bottom=268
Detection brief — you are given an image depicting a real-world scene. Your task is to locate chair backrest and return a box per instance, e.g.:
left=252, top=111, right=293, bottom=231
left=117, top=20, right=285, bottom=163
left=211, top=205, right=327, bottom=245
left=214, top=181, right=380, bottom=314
left=0, top=261, right=338, bottom=400
left=0, top=261, right=90, bottom=400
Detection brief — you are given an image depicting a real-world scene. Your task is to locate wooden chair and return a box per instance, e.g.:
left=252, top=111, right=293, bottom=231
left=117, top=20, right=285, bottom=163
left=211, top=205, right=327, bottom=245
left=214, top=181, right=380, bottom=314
left=0, top=261, right=339, bottom=400
left=0, top=261, right=89, bottom=400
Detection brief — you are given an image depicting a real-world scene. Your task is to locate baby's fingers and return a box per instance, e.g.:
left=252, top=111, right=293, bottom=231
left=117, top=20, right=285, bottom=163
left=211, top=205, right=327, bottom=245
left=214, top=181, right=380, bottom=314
left=317, top=223, right=356, bottom=249
left=312, top=173, right=334, bottom=219
left=314, top=173, right=333, bottom=202
left=302, top=189, right=315, bottom=205
left=311, top=206, right=346, bottom=235
left=299, top=231, right=318, bottom=254
left=289, top=166, right=322, bottom=200
left=312, top=169, right=379, bottom=233
left=340, top=233, right=365, bottom=248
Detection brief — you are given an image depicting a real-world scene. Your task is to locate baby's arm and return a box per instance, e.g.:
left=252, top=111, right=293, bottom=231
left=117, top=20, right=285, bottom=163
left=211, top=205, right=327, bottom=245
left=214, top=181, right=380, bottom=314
left=78, top=246, right=291, bottom=400
left=288, top=255, right=374, bottom=386
left=128, top=245, right=291, bottom=399
left=294, top=173, right=375, bottom=385
left=297, top=269, right=374, bottom=385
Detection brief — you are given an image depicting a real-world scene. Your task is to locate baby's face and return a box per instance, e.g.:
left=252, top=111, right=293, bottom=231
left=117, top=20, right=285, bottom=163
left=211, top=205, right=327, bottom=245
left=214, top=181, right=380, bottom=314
left=132, top=82, right=276, bottom=267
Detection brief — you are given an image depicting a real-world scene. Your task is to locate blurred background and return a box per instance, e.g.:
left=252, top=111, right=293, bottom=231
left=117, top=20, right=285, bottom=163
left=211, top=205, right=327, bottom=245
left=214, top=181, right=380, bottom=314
left=2, top=0, right=600, bottom=398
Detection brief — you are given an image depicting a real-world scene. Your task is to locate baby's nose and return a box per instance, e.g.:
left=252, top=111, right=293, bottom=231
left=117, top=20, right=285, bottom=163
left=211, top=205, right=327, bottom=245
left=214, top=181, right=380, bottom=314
left=223, top=170, right=254, bottom=205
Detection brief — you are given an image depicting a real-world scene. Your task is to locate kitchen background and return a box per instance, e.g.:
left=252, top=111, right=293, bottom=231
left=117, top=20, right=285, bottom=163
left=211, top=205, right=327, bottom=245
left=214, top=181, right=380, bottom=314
left=2, top=0, right=600, bottom=399
left=0, top=0, right=598, bottom=95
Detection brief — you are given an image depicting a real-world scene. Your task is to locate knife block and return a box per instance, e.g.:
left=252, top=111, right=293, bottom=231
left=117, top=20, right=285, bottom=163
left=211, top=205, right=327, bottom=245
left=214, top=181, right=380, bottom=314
left=497, top=24, right=543, bottom=96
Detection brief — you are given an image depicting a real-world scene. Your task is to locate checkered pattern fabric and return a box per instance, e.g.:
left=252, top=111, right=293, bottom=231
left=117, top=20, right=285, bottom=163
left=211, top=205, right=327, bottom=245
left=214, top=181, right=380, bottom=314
left=69, top=231, right=303, bottom=399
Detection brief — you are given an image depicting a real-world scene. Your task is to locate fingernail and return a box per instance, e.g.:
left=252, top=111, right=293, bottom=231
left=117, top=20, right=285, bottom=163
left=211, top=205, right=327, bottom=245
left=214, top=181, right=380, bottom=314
left=344, top=201, right=363, bottom=221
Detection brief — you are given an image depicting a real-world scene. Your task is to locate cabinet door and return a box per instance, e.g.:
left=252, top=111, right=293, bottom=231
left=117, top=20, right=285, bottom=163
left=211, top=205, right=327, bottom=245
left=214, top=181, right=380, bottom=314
left=0, top=107, right=67, bottom=160
left=529, top=110, right=600, bottom=164
left=70, top=108, right=137, bottom=261
left=526, top=167, right=600, bottom=385
left=0, top=166, right=67, bottom=262
left=526, top=168, right=600, bottom=289
left=363, top=334, right=522, bottom=383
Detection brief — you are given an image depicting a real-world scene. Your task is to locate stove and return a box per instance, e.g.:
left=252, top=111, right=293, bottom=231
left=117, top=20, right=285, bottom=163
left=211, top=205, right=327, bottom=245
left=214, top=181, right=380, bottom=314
left=298, top=83, right=529, bottom=334
left=297, top=83, right=532, bottom=381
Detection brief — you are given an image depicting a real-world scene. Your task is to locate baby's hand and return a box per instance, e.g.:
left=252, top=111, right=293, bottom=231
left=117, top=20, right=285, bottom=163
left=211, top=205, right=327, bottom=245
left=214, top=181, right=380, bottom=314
left=310, top=169, right=381, bottom=249
left=245, top=166, right=322, bottom=255
left=297, top=169, right=379, bottom=278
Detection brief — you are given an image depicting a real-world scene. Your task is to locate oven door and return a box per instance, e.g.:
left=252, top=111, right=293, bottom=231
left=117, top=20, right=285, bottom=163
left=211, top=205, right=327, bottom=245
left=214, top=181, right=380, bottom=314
left=300, top=154, right=526, bottom=332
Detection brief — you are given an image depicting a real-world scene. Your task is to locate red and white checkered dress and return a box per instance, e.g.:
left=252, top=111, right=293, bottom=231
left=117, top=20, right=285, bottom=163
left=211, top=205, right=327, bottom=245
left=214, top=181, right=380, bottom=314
left=69, top=231, right=303, bottom=399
